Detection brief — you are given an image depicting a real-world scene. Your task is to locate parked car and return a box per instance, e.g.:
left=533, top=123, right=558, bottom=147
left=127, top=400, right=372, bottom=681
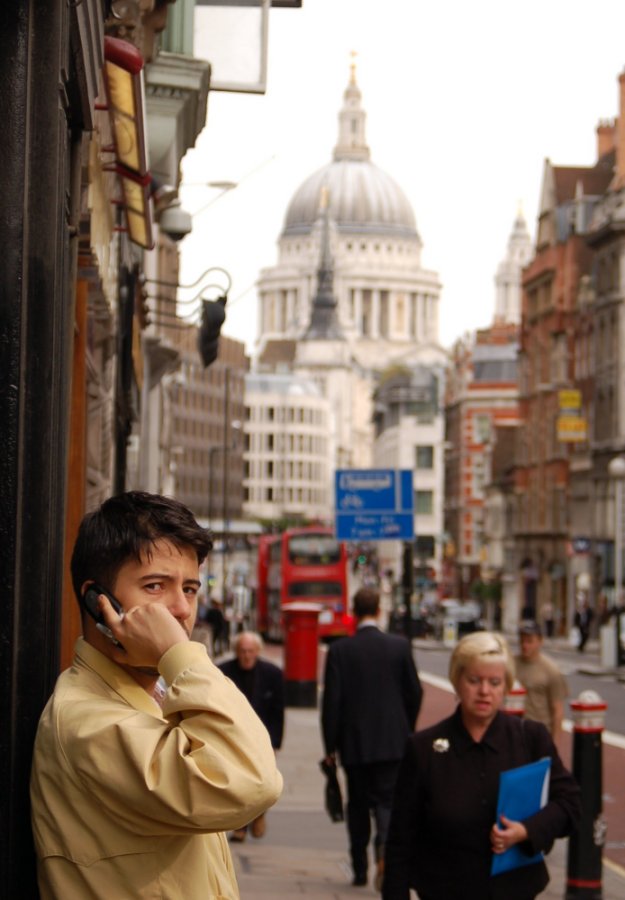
left=388, top=609, right=432, bottom=638
left=433, top=599, right=484, bottom=640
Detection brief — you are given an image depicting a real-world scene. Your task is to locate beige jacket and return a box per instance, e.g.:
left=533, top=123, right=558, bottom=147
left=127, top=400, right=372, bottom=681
left=31, top=639, right=283, bottom=899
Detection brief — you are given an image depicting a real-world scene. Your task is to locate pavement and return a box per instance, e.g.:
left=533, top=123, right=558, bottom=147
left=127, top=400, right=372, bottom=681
left=226, top=642, right=625, bottom=899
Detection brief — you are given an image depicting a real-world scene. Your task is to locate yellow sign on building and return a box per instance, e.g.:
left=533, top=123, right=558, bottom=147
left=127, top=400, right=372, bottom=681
left=558, top=389, right=581, bottom=411
left=557, top=415, right=587, bottom=442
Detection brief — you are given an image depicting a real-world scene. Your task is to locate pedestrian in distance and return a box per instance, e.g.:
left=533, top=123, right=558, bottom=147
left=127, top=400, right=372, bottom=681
left=574, top=597, right=594, bottom=652
left=540, top=600, right=555, bottom=638
left=203, top=595, right=230, bottom=656
left=382, top=631, right=580, bottom=900
left=515, top=619, right=568, bottom=740
left=321, top=587, right=423, bottom=891
left=219, top=631, right=286, bottom=842
left=30, top=491, right=282, bottom=900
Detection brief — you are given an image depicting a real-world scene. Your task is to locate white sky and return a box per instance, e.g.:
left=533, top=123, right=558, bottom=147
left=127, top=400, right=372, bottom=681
left=178, top=0, right=625, bottom=354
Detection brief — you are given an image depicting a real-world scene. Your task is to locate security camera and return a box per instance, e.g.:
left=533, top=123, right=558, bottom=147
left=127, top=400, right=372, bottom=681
left=158, top=201, right=192, bottom=242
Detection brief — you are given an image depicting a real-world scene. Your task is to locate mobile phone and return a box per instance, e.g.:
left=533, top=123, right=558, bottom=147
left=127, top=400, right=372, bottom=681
left=81, top=583, right=124, bottom=647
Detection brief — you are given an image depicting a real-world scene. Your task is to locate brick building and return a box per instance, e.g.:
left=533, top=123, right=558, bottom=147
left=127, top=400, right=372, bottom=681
left=515, top=145, right=613, bottom=630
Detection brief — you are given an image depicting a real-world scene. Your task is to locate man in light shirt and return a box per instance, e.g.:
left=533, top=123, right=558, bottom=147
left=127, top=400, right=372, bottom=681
left=30, top=491, right=282, bottom=899
left=515, top=619, right=568, bottom=739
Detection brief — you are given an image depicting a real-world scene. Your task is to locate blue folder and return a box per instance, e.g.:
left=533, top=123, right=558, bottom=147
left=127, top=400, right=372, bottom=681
left=491, top=756, right=551, bottom=876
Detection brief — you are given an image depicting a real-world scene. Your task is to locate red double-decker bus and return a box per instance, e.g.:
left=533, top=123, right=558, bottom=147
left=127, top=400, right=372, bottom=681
left=256, top=527, right=353, bottom=642
left=255, top=533, right=279, bottom=637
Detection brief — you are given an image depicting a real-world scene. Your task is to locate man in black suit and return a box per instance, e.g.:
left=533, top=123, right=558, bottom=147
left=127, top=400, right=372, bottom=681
left=321, top=587, right=422, bottom=890
left=219, top=631, right=285, bottom=842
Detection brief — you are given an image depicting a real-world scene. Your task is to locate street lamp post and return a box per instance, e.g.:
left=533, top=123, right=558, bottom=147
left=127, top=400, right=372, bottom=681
left=607, top=456, right=625, bottom=667
left=207, top=445, right=221, bottom=526
left=205, top=367, right=242, bottom=609
left=608, top=457, right=625, bottom=606
left=221, top=367, right=231, bottom=608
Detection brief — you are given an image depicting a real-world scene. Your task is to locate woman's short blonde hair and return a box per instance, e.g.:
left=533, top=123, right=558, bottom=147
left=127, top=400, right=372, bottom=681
left=448, top=631, right=515, bottom=692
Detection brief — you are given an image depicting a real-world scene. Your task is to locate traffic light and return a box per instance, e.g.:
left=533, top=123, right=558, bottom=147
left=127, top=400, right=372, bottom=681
left=197, top=296, right=226, bottom=367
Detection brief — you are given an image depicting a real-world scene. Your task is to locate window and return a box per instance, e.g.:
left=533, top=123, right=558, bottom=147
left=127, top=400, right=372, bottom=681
left=289, top=581, right=342, bottom=597
left=415, top=445, right=434, bottom=469
left=474, top=415, right=491, bottom=444
left=472, top=455, right=486, bottom=499
left=288, top=534, right=340, bottom=564
left=415, top=490, right=433, bottom=515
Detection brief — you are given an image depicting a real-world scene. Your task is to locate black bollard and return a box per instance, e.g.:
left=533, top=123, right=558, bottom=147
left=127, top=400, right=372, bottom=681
left=565, top=690, right=608, bottom=899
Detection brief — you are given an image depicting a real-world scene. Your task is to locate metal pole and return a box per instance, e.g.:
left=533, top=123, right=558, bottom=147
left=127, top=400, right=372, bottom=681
left=402, top=541, right=414, bottom=638
left=221, top=368, right=230, bottom=608
left=208, top=446, right=218, bottom=526
left=611, top=464, right=625, bottom=668
left=615, top=478, right=622, bottom=615
left=565, top=690, right=607, bottom=899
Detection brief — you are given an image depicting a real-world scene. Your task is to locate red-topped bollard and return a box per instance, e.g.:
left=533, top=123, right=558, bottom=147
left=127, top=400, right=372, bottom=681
left=503, top=680, right=527, bottom=717
left=283, top=602, right=322, bottom=708
left=566, top=690, right=608, bottom=900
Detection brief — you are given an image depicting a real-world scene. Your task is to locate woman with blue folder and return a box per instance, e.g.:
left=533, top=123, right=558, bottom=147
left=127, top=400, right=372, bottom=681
left=382, top=632, right=580, bottom=899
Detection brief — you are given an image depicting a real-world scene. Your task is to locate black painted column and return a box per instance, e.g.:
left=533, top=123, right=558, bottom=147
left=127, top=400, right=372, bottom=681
left=0, top=2, right=78, bottom=895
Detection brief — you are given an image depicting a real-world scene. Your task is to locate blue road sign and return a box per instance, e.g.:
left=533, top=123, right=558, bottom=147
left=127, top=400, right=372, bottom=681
left=335, top=469, right=414, bottom=541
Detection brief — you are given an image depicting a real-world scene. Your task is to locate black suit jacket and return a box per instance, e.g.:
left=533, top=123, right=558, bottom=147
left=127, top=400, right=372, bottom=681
left=321, top=625, right=422, bottom=766
left=218, top=657, right=285, bottom=749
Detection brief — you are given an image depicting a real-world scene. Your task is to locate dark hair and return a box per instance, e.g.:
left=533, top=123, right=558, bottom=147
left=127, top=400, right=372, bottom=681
left=70, top=491, right=212, bottom=600
left=518, top=619, right=542, bottom=637
left=352, top=587, right=380, bottom=619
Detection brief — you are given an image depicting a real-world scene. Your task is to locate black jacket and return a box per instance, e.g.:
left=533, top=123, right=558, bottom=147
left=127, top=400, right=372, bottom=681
left=383, top=708, right=581, bottom=900
left=218, top=657, right=285, bottom=749
left=321, top=625, right=423, bottom=766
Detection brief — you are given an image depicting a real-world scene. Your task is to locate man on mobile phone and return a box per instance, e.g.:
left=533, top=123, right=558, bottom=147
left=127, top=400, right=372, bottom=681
left=30, top=491, right=282, bottom=900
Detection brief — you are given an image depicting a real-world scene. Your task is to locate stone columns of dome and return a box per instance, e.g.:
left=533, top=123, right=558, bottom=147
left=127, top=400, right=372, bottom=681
left=297, top=281, right=306, bottom=331
left=354, top=288, right=363, bottom=336
left=393, top=292, right=404, bottom=339
left=371, top=289, right=381, bottom=339
left=424, top=295, right=434, bottom=342
left=418, top=293, right=426, bottom=342
left=276, top=290, right=283, bottom=333
left=413, top=293, right=421, bottom=341
left=259, top=291, right=266, bottom=334
left=427, top=295, right=434, bottom=341
left=410, top=292, right=418, bottom=339
left=286, top=289, right=295, bottom=331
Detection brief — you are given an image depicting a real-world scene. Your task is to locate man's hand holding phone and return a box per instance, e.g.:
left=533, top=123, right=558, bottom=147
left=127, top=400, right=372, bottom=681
left=98, top=594, right=190, bottom=669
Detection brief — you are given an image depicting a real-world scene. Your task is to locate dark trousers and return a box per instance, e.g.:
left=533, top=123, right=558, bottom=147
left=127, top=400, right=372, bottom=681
left=344, top=760, right=400, bottom=879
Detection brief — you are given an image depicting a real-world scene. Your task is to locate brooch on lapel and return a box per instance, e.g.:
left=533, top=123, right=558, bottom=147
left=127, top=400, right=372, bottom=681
left=433, top=738, right=450, bottom=753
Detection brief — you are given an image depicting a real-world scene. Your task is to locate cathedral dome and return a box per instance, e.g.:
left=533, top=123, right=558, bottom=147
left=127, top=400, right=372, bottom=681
left=281, top=64, right=418, bottom=240
left=283, top=159, right=418, bottom=238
